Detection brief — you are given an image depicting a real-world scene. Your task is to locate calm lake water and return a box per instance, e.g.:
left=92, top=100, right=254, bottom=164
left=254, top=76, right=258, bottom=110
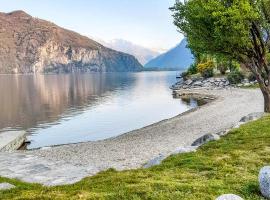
left=0, top=71, right=197, bottom=149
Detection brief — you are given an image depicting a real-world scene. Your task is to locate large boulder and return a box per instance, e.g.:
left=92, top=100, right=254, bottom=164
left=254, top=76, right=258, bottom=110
left=239, top=112, right=265, bottom=123
left=191, top=133, right=220, bottom=147
left=143, top=154, right=166, bottom=168
left=0, top=183, right=15, bottom=190
left=216, top=194, right=243, bottom=200
left=172, top=146, right=198, bottom=155
left=259, top=166, right=270, bottom=199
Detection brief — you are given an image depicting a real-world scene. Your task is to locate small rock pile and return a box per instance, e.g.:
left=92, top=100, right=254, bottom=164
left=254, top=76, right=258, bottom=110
left=171, top=77, right=230, bottom=90
left=171, top=77, right=258, bottom=90
left=236, top=79, right=258, bottom=87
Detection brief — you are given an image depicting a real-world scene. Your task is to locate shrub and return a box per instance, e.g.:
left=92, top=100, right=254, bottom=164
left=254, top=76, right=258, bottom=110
left=227, top=70, right=244, bottom=84
left=180, top=71, right=189, bottom=81
left=187, top=63, right=197, bottom=75
left=197, top=60, right=214, bottom=78
left=247, top=73, right=257, bottom=82
left=217, top=64, right=228, bottom=75
left=229, top=61, right=240, bottom=72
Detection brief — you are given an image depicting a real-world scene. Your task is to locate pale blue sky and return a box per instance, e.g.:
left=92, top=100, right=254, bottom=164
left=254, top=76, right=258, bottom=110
left=0, top=0, right=183, bottom=51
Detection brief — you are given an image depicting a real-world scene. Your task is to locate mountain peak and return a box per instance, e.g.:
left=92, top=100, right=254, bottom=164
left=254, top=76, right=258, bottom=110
left=0, top=11, right=143, bottom=73
left=99, top=38, right=159, bottom=65
left=144, top=38, right=194, bottom=70
left=7, top=10, right=31, bottom=18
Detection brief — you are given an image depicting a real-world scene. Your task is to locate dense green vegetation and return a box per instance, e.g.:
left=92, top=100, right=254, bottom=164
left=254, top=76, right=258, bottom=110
left=171, top=0, right=270, bottom=112
left=1, top=116, right=270, bottom=199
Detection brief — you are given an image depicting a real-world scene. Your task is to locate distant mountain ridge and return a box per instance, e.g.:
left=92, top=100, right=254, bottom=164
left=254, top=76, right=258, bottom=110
left=144, top=39, right=194, bottom=70
left=99, top=39, right=160, bottom=65
left=0, top=10, right=143, bottom=73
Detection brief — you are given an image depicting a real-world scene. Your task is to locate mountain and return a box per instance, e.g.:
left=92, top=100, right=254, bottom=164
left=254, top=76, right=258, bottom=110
left=0, top=11, right=143, bottom=73
left=99, top=39, right=160, bottom=65
left=144, top=38, right=194, bottom=70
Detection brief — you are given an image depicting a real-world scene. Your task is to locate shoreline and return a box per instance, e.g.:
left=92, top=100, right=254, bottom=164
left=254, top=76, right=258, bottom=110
left=0, top=88, right=264, bottom=185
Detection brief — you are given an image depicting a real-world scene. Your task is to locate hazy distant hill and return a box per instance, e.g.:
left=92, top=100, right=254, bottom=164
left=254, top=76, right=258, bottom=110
left=99, top=39, right=160, bottom=65
left=144, top=38, right=194, bottom=70
left=0, top=11, right=143, bottom=73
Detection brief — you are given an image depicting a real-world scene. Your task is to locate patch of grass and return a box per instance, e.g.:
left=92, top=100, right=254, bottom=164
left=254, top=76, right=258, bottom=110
left=1, top=116, right=270, bottom=199
left=240, top=83, right=259, bottom=89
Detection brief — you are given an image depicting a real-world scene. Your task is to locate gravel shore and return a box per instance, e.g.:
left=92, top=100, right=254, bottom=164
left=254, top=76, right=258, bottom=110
left=0, top=88, right=264, bottom=185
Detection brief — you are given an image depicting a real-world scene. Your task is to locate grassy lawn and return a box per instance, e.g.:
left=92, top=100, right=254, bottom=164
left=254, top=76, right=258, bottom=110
left=240, top=83, right=260, bottom=89
left=1, top=116, right=270, bottom=200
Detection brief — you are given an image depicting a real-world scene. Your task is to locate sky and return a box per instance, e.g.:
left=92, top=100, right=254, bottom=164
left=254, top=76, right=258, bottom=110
left=0, top=0, right=183, bottom=52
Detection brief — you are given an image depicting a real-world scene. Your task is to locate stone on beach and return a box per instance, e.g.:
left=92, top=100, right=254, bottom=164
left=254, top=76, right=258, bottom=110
left=259, top=166, right=270, bottom=199
left=239, top=112, right=265, bottom=123
left=191, top=133, right=220, bottom=147
left=143, top=154, right=166, bottom=168
left=0, top=183, right=15, bottom=190
left=216, top=194, right=243, bottom=200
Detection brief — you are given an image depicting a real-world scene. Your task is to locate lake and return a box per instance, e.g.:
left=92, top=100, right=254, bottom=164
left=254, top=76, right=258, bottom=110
left=0, top=71, right=198, bottom=149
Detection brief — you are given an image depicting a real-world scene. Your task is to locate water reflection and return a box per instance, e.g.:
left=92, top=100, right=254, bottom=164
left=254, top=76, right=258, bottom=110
left=0, top=72, right=196, bottom=149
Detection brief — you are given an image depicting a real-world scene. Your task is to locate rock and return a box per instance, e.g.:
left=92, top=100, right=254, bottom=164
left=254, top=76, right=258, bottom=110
left=184, top=79, right=193, bottom=85
left=216, top=129, right=230, bottom=136
left=0, top=11, right=143, bottom=73
left=243, top=83, right=251, bottom=87
left=172, top=146, right=198, bottom=155
left=0, top=183, right=15, bottom=190
left=203, top=82, right=212, bottom=88
left=259, top=166, right=270, bottom=198
left=209, top=78, right=215, bottom=83
left=0, top=131, right=26, bottom=152
left=182, top=85, right=189, bottom=89
left=191, top=133, right=220, bottom=147
left=219, top=82, right=224, bottom=87
left=224, top=81, right=230, bottom=86
left=239, top=112, right=265, bottom=123
left=144, top=154, right=166, bottom=168
left=237, top=84, right=243, bottom=87
left=242, top=78, right=249, bottom=84
left=193, top=81, right=203, bottom=87
left=216, top=194, right=243, bottom=200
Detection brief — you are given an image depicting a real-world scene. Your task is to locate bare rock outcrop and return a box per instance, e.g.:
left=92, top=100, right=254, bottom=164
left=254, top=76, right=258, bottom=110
left=0, top=10, right=143, bottom=73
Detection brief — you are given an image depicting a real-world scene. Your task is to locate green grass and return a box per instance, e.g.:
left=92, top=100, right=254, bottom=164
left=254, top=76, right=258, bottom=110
left=240, top=83, right=260, bottom=89
left=1, top=116, right=270, bottom=199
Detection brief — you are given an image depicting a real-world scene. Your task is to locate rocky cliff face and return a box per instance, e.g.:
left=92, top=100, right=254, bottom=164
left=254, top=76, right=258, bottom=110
left=0, top=11, right=143, bottom=73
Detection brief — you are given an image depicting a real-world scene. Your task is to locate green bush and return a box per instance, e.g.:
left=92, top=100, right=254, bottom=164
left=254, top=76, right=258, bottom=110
left=247, top=73, right=257, bottom=82
left=187, top=64, right=197, bottom=75
left=217, top=65, right=228, bottom=75
left=180, top=71, right=189, bottom=81
left=197, top=60, right=214, bottom=78
left=227, top=70, right=244, bottom=84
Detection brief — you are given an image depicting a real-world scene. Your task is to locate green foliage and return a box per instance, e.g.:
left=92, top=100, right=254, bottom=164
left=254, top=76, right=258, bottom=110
left=171, top=0, right=259, bottom=60
left=215, top=55, right=230, bottom=75
left=180, top=71, right=189, bottom=80
left=248, top=73, right=257, bottom=82
left=197, top=60, right=214, bottom=78
left=171, top=0, right=270, bottom=112
left=227, top=70, right=245, bottom=84
left=1, top=116, right=270, bottom=199
left=187, top=63, right=198, bottom=75
left=229, top=60, right=241, bottom=72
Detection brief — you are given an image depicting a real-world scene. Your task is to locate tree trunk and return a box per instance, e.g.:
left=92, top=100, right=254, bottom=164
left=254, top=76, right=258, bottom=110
left=262, top=89, right=270, bottom=113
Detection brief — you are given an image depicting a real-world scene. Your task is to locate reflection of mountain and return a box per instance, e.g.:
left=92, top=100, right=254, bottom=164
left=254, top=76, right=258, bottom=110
left=0, top=74, right=136, bottom=130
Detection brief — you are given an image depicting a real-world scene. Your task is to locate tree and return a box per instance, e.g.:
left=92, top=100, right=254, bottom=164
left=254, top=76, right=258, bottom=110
left=171, top=0, right=270, bottom=112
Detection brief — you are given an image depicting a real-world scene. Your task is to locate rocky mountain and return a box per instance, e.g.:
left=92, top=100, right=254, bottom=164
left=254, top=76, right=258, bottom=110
left=99, top=39, right=160, bottom=65
left=144, top=38, right=194, bottom=70
left=0, top=11, right=143, bottom=73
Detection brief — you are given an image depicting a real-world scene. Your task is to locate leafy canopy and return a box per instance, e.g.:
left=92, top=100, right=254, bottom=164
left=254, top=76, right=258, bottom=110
left=172, top=0, right=261, bottom=62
